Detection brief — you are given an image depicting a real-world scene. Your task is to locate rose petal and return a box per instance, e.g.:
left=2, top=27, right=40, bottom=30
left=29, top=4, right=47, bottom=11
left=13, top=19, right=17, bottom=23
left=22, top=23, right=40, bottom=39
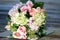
left=20, top=6, right=27, bottom=12
left=26, top=0, right=33, bottom=7
left=29, top=8, right=37, bottom=16
left=14, top=32, right=21, bottom=37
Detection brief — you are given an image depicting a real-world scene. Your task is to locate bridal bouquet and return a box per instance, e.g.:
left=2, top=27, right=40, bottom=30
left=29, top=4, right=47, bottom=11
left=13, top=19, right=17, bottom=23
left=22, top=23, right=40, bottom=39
left=5, top=0, right=47, bottom=40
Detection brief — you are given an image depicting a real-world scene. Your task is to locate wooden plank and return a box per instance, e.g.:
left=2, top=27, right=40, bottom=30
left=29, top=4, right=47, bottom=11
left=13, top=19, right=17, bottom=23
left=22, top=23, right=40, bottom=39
left=47, top=14, right=60, bottom=19
left=0, top=0, right=20, bottom=5
left=40, top=37, right=60, bottom=40
left=0, top=12, right=8, bottom=14
left=35, top=0, right=60, bottom=4
left=0, top=19, right=7, bottom=24
left=40, top=31, right=60, bottom=40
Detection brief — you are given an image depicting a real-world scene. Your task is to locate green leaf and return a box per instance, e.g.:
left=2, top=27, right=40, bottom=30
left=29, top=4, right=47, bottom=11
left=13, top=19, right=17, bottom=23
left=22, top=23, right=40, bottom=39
left=35, top=25, right=46, bottom=38
left=7, top=15, right=11, bottom=21
left=10, top=24, right=19, bottom=32
left=33, top=2, right=44, bottom=8
left=18, top=8, right=21, bottom=13
left=25, top=11, right=31, bottom=19
left=27, top=30, right=35, bottom=38
left=10, top=34, right=14, bottom=38
left=24, top=25, right=30, bottom=32
left=10, top=26, right=17, bottom=32
left=13, top=23, right=19, bottom=28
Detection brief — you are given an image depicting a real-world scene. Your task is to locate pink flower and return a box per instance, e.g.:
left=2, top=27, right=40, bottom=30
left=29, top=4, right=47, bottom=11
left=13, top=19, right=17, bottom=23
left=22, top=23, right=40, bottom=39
left=20, top=1, right=33, bottom=12
left=20, top=6, right=28, bottom=12
left=27, top=17, right=38, bottom=31
left=18, top=26, right=26, bottom=33
left=36, top=7, right=41, bottom=12
left=26, top=0, right=33, bottom=7
left=29, top=8, right=37, bottom=16
left=20, top=5, right=31, bottom=12
left=41, top=9, right=45, bottom=12
left=27, top=6, right=31, bottom=12
left=13, top=26, right=26, bottom=39
left=14, top=32, right=21, bottom=37
left=36, top=7, right=45, bottom=12
left=13, top=3, right=21, bottom=9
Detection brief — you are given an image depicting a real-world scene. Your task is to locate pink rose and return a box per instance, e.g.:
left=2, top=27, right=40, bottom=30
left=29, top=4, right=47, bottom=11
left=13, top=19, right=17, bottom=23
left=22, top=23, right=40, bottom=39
left=26, top=0, right=33, bottom=7
left=41, top=9, right=45, bottom=12
left=20, top=5, right=31, bottom=12
left=14, top=32, right=21, bottom=37
left=20, top=1, right=33, bottom=12
left=27, top=6, right=31, bottom=12
left=13, top=26, right=26, bottom=39
left=36, top=7, right=45, bottom=12
left=29, top=8, right=37, bottom=16
left=18, top=26, right=26, bottom=33
left=36, top=7, right=41, bottom=12
left=20, top=6, right=28, bottom=12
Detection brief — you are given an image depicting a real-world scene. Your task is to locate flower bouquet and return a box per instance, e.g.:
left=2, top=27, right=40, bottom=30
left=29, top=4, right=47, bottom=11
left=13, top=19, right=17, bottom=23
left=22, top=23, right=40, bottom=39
left=5, top=0, right=47, bottom=40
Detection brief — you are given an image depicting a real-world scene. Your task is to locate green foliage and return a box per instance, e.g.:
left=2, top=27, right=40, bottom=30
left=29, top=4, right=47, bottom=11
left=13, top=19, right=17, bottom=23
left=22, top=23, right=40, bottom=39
left=35, top=25, right=46, bottom=38
left=10, top=24, right=19, bottom=32
left=25, top=25, right=46, bottom=39
left=27, top=30, right=35, bottom=38
left=25, top=25, right=36, bottom=39
left=10, top=34, right=14, bottom=38
left=24, top=25, right=30, bottom=31
left=7, top=15, right=11, bottom=22
left=25, top=11, right=31, bottom=19
left=18, top=8, right=21, bottom=13
left=33, top=2, right=44, bottom=8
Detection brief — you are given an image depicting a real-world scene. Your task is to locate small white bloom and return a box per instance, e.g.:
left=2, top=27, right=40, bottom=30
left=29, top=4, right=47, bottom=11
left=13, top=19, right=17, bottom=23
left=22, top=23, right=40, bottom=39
left=5, top=25, right=10, bottom=30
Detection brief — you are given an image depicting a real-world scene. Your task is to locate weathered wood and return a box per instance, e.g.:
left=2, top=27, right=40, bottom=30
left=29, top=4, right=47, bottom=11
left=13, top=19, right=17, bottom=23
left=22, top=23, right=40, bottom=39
left=40, top=37, right=60, bottom=40
left=0, top=38, right=19, bottom=40
left=40, top=31, right=60, bottom=40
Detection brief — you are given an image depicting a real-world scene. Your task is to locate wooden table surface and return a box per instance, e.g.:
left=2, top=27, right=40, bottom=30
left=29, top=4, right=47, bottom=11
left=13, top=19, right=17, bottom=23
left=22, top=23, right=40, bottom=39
left=0, top=31, right=60, bottom=40
left=40, top=31, right=60, bottom=40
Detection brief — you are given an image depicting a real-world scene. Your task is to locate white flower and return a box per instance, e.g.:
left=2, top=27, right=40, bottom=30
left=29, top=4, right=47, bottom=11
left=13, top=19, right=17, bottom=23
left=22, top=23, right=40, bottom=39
left=13, top=3, right=23, bottom=10
left=8, top=8, right=19, bottom=18
left=5, top=25, right=10, bottom=30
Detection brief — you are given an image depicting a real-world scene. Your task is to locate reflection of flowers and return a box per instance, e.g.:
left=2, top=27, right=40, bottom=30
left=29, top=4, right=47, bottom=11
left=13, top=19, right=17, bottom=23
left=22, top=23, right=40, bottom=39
left=13, top=26, right=26, bottom=39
